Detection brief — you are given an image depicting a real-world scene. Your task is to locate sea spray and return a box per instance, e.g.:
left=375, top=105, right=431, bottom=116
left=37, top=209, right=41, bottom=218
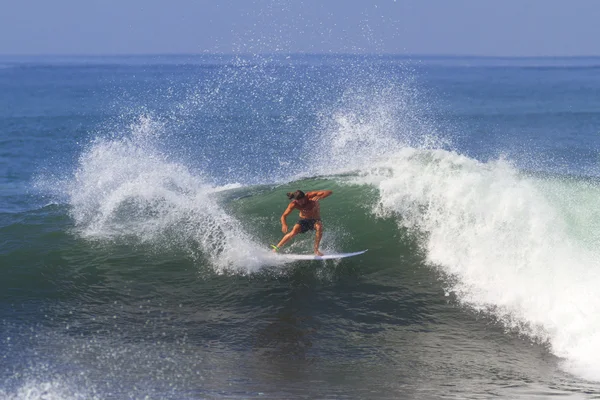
left=0, top=379, right=96, bottom=400
left=308, top=67, right=449, bottom=177
left=68, top=115, right=275, bottom=272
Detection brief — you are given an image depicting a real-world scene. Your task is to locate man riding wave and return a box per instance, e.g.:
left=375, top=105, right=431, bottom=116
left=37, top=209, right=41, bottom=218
left=272, top=189, right=333, bottom=256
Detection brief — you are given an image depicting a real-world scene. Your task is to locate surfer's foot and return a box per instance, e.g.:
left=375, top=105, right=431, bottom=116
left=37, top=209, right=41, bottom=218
left=271, top=245, right=280, bottom=253
left=314, top=249, right=324, bottom=256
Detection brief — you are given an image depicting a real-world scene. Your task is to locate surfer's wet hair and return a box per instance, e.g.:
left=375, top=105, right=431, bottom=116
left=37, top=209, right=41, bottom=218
left=287, top=190, right=305, bottom=200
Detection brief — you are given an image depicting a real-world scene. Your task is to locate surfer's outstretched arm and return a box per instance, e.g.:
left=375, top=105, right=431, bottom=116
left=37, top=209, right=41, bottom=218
left=307, top=190, right=333, bottom=201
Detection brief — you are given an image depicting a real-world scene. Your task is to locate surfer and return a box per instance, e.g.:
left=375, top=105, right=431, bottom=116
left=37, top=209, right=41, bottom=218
left=272, top=189, right=333, bottom=256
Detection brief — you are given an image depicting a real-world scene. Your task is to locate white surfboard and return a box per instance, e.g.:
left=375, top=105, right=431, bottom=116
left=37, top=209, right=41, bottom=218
left=278, top=249, right=367, bottom=261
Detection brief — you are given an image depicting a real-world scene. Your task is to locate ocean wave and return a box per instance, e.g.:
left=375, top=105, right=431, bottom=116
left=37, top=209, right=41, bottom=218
left=345, top=146, right=600, bottom=382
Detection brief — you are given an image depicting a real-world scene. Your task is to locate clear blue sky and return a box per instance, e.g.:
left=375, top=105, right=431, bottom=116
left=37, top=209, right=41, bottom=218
left=1, top=0, right=599, bottom=56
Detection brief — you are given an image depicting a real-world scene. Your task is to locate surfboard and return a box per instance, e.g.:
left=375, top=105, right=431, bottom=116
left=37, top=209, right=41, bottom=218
left=278, top=249, right=367, bottom=261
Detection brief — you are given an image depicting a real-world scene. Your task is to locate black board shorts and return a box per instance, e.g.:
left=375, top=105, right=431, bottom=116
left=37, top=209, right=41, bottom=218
left=296, top=219, right=321, bottom=233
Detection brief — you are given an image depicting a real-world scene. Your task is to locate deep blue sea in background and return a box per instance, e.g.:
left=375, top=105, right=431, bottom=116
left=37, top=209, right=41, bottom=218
left=2, top=54, right=600, bottom=399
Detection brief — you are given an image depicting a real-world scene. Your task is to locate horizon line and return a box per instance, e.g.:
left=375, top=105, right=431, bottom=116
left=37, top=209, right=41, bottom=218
left=2, top=52, right=600, bottom=59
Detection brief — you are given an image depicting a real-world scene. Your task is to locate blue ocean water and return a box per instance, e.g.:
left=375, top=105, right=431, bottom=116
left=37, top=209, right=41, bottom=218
left=2, top=55, right=600, bottom=399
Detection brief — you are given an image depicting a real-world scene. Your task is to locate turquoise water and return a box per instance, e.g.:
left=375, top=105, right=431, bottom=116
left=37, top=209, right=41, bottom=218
left=2, top=55, right=600, bottom=398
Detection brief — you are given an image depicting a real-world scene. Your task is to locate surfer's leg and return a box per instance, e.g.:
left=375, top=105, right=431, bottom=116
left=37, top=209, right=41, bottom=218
left=275, top=224, right=302, bottom=250
left=314, top=221, right=324, bottom=256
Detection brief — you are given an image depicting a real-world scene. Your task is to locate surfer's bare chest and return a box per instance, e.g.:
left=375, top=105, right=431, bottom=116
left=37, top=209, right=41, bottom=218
left=296, top=200, right=320, bottom=217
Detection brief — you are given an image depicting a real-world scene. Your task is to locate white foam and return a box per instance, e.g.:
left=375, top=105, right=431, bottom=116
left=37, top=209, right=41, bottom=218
left=0, top=379, right=95, bottom=400
left=68, top=115, right=277, bottom=273
left=352, top=147, right=600, bottom=381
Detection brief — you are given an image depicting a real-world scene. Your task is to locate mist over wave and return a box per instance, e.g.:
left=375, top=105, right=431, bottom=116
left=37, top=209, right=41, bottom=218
left=67, top=115, right=277, bottom=273
left=307, top=63, right=449, bottom=177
